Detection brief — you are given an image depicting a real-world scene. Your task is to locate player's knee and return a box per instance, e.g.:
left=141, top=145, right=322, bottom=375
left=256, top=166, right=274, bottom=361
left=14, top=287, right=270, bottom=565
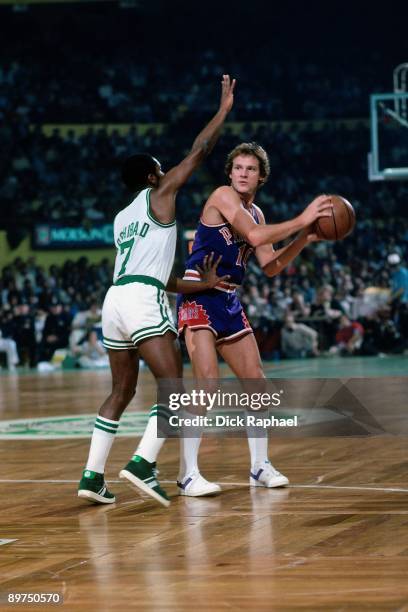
left=193, top=362, right=218, bottom=380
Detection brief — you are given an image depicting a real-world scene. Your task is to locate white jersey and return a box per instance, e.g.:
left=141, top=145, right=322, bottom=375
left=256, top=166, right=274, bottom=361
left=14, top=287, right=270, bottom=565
left=112, top=188, right=177, bottom=288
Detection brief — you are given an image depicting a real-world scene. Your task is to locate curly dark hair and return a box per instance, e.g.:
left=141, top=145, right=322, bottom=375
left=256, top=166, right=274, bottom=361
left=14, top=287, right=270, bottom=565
left=121, top=153, right=158, bottom=192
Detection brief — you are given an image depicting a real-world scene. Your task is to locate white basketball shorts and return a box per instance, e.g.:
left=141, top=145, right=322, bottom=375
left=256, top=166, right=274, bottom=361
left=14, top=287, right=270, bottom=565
left=102, top=281, right=177, bottom=350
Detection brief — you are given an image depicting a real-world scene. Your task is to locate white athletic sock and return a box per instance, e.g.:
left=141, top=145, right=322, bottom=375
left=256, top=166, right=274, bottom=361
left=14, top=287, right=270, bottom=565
left=177, top=408, right=204, bottom=480
left=178, top=436, right=202, bottom=480
left=85, top=415, right=120, bottom=474
left=135, top=405, right=170, bottom=464
left=245, top=411, right=268, bottom=469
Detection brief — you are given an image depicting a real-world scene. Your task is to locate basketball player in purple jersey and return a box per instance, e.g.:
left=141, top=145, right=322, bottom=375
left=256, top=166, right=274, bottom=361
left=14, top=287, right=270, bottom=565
left=177, top=142, right=332, bottom=496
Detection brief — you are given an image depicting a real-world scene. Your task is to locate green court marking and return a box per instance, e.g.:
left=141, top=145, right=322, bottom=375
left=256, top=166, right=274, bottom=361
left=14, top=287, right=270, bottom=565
left=263, top=355, right=408, bottom=378
left=0, top=413, right=149, bottom=440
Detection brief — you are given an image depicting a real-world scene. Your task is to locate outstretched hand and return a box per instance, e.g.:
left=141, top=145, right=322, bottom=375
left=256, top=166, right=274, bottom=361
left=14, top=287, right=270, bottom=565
left=196, top=252, right=230, bottom=288
left=219, top=74, right=236, bottom=114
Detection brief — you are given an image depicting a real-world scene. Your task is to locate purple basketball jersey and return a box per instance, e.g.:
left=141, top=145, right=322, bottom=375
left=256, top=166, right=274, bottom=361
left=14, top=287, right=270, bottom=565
left=183, top=204, right=260, bottom=288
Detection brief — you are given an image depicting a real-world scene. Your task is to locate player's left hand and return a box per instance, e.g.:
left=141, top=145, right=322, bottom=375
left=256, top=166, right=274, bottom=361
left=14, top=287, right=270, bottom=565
left=196, top=252, right=230, bottom=288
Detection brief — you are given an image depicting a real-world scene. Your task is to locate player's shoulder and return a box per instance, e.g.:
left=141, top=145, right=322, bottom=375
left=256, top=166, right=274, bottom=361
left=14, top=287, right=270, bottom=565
left=210, top=185, right=240, bottom=205
left=116, top=189, right=148, bottom=218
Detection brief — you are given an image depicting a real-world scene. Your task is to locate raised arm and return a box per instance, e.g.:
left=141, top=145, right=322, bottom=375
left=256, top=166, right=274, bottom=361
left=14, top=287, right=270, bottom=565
left=150, top=75, right=236, bottom=224
left=210, top=186, right=332, bottom=246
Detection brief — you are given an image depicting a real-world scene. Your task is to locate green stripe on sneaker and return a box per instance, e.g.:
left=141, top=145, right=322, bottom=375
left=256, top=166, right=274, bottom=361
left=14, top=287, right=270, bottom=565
left=143, top=476, right=156, bottom=483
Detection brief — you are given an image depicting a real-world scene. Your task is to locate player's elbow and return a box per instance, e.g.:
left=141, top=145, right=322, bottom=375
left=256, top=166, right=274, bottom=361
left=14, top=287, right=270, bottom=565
left=247, top=227, right=263, bottom=248
left=191, top=139, right=210, bottom=159
left=262, top=261, right=281, bottom=278
left=262, top=264, right=279, bottom=278
left=263, top=267, right=276, bottom=278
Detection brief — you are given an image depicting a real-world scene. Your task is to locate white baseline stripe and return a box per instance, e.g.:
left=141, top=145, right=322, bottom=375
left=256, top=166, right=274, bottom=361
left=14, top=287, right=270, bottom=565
left=0, top=479, right=122, bottom=484
left=0, top=479, right=407, bottom=493
left=288, top=484, right=408, bottom=493
left=162, top=481, right=408, bottom=494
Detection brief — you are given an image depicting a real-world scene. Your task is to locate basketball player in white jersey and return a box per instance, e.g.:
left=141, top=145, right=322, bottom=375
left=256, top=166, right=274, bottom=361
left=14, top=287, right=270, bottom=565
left=78, top=75, right=236, bottom=507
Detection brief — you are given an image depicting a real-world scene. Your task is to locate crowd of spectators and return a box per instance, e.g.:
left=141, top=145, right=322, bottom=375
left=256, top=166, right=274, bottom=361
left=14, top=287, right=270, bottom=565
left=1, top=233, right=407, bottom=371
left=2, top=114, right=408, bottom=246
left=1, top=4, right=407, bottom=244
left=0, top=3, right=398, bottom=125
left=240, top=230, right=408, bottom=359
left=0, top=257, right=111, bottom=370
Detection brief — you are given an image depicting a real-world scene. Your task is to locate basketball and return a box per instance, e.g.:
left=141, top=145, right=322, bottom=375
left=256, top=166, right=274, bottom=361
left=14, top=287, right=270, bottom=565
left=314, top=195, right=356, bottom=240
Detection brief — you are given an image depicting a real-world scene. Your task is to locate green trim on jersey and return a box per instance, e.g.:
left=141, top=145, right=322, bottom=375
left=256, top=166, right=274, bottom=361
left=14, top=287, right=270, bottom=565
left=158, top=288, right=168, bottom=322
left=114, top=275, right=165, bottom=290
left=132, top=324, right=177, bottom=346
left=131, top=320, right=171, bottom=343
left=102, top=337, right=133, bottom=344
left=146, top=188, right=176, bottom=228
left=103, top=343, right=137, bottom=351
left=130, top=287, right=176, bottom=345
left=102, top=336, right=135, bottom=350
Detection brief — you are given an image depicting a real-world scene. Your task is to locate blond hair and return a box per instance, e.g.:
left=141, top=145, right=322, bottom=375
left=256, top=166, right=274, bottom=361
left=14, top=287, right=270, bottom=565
left=224, top=142, right=270, bottom=186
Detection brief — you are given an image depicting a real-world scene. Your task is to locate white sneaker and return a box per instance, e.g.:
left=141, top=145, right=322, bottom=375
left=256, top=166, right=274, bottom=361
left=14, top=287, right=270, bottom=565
left=250, top=461, right=289, bottom=488
left=177, top=472, right=221, bottom=497
left=37, top=361, right=55, bottom=372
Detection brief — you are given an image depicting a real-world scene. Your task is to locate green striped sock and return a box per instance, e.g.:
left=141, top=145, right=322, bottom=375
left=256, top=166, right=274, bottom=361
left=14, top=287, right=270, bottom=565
left=150, top=404, right=172, bottom=420
left=94, top=416, right=120, bottom=434
left=85, top=415, right=120, bottom=473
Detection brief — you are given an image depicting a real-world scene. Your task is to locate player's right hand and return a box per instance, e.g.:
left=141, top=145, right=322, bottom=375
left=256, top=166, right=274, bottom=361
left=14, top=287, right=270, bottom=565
left=300, top=195, right=333, bottom=226
left=219, top=75, right=236, bottom=114
left=196, top=252, right=230, bottom=289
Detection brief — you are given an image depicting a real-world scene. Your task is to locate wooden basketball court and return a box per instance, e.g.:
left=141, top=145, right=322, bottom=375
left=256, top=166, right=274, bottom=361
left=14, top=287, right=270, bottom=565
left=1, top=357, right=407, bottom=610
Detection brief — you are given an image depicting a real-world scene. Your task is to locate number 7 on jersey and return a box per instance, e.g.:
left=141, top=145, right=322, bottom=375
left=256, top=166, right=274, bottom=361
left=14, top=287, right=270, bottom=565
left=118, top=238, right=134, bottom=276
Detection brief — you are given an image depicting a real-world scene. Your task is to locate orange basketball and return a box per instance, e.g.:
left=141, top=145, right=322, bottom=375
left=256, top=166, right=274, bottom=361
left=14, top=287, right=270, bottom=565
left=314, top=195, right=356, bottom=241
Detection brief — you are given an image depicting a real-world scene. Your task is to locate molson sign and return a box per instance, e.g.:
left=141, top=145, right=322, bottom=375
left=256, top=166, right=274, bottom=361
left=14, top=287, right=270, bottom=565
left=33, top=223, right=113, bottom=249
